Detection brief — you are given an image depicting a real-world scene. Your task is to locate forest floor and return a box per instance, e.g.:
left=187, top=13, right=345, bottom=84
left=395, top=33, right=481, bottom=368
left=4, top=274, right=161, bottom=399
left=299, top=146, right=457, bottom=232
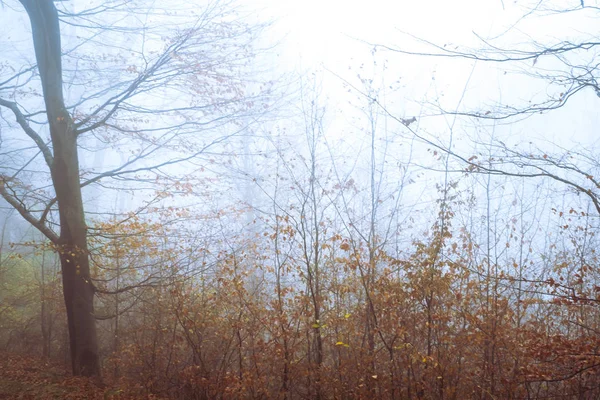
left=0, top=353, right=139, bottom=399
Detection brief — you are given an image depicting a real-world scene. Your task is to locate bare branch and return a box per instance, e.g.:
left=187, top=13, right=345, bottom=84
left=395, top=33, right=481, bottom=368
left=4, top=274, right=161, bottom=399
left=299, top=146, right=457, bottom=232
left=0, top=178, right=58, bottom=243
left=0, top=97, right=53, bottom=167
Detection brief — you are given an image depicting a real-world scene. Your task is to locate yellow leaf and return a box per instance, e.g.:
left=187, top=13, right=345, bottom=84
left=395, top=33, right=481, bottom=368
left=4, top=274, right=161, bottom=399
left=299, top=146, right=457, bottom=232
left=344, top=313, right=351, bottom=319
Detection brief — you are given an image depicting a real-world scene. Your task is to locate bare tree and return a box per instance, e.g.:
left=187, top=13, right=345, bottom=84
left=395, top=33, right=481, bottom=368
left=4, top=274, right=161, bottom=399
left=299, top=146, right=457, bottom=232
left=365, top=1, right=600, bottom=388
left=0, top=0, right=271, bottom=377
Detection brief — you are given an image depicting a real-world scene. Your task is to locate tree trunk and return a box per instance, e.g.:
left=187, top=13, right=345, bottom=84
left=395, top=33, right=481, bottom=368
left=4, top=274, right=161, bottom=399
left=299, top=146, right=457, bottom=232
left=19, top=0, right=100, bottom=377
left=40, top=251, right=50, bottom=359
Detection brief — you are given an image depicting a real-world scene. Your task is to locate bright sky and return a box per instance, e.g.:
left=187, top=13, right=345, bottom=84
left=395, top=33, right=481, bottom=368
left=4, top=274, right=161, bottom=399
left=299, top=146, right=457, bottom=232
left=255, top=0, right=600, bottom=148
left=260, top=0, right=511, bottom=67
left=3, top=0, right=600, bottom=218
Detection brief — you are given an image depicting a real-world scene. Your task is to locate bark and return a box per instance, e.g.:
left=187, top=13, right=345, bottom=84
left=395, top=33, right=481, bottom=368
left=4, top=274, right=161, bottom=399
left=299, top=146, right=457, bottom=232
left=19, top=0, right=100, bottom=377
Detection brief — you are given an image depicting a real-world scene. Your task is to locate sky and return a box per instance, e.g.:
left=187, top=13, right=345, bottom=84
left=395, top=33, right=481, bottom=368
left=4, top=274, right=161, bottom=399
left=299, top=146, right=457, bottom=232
left=248, top=0, right=600, bottom=239
left=4, top=0, right=597, bottom=148
left=3, top=0, right=600, bottom=245
left=256, top=0, right=600, bottom=150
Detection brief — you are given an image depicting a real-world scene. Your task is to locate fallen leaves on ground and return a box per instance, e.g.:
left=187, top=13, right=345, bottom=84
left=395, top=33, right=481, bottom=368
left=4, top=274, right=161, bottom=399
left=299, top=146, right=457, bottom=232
left=0, top=353, right=154, bottom=399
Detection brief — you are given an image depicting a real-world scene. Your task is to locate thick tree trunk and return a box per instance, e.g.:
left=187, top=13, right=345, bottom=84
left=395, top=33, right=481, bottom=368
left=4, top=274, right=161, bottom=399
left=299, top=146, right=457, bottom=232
left=19, top=0, right=101, bottom=377
left=53, top=133, right=100, bottom=377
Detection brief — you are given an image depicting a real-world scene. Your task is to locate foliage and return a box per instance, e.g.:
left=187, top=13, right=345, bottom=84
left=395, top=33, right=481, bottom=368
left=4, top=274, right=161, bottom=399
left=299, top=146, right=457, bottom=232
left=3, top=0, right=600, bottom=399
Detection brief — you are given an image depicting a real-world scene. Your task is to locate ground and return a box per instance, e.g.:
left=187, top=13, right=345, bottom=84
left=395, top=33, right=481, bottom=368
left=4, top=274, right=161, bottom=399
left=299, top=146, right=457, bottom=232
left=0, top=354, right=136, bottom=399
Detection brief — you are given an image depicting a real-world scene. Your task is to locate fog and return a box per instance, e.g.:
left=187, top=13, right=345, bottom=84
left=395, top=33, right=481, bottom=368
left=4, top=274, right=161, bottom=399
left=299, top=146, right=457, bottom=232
left=2, top=0, right=600, bottom=397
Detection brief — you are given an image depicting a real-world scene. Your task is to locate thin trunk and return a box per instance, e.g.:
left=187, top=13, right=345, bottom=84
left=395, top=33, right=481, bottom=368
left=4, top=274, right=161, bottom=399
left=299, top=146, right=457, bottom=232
left=41, top=251, right=49, bottom=358
left=275, top=228, right=290, bottom=399
left=114, top=245, right=121, bottom=377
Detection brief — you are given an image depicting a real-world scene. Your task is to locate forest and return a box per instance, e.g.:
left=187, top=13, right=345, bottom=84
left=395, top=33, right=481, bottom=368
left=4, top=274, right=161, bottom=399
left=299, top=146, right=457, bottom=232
left=1, top=0, right=600, bottom=399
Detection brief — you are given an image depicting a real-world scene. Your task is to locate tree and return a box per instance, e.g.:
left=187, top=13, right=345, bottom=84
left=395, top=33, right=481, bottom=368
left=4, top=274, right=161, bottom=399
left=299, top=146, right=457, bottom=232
left=0, top=0, right=101, bottom=377
left=0, top=0, right=270, bottom=377
left=370, top=2, right=600, bottom=209
left=367, top=1, right=600, bottom=391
